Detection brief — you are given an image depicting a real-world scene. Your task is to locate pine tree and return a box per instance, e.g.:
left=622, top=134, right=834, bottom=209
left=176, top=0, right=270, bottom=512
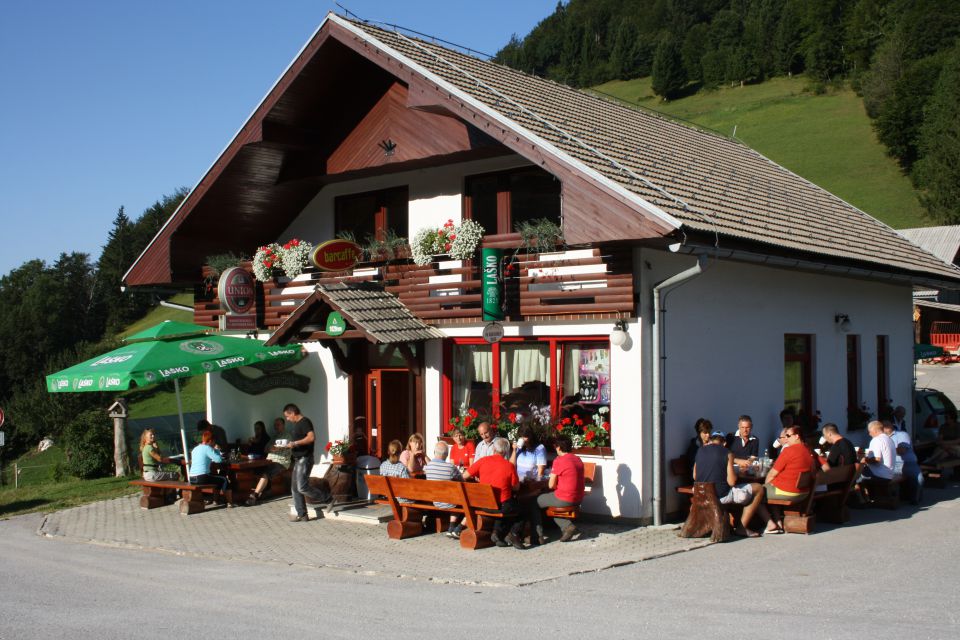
left=651, top=35, right=688, bottom=99
left=914, top=45, right=960, bottom=223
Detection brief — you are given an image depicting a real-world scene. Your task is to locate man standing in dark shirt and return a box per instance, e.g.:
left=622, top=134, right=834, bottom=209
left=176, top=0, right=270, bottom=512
left=727, top=415, right=759, bottom=467
left=283, top=403, right=331, bottom=521
left=822, top=423, right=856, bottom=469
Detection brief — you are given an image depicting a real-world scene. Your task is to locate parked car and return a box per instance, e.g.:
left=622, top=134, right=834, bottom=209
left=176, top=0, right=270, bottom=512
left=914, top=387, right=957, bottom=444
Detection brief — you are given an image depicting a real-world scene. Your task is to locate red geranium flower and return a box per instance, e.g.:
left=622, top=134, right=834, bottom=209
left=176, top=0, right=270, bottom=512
left=601, top=422, right=610, bottom=431
left=325, top=442, right=332, bottom=452
left=508, top=412, right=516, bottom=423
left=468, top=408, right=478, bottom=418
left=464, top=416, right=473, bottom=427
left=555, top=423, right=563, bottom=431
left=561, top=417, right=571, bottom=425
left=574, top=417, right=583, bottom=427
left=584, top=430, right=595, bottom=442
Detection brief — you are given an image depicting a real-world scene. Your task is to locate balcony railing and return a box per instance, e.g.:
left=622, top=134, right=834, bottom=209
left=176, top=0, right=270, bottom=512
left=195, top=235, right=634, bottom=330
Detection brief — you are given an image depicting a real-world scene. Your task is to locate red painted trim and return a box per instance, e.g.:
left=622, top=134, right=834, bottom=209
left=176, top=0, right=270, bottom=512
left=441, top=340, right=452, bottom=429
left=491, top=343, right=501, bottom=419
left=549, top=338, right=559, bottom=420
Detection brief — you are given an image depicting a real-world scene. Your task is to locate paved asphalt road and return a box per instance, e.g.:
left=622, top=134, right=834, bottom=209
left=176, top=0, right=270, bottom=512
left=3, top=485, right=959, bottom=640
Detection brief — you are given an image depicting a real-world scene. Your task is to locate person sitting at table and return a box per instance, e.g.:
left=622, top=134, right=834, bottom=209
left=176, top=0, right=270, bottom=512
left=246, top=421, right=270, bottom=458
left=925, top=409, right=960, bottom=463
left=474, top=422, right=508, bottom=461
left=380, top=440, right=411, bottom=503
left=882, top=420, right=922, bottom=504
left=695, top=430, right=768, bottom=537
left=424, top=441, right=464, bottom=538
left=860, top=420, right=896, bottom=482
left=531, top=434, right=585, bottom=544
left=198, top=419, right=229, bottom=452
left=244, top=438, right=292, bottom=507
left=270, top=417, right=286, bottom=440
left=685, top=418, right=713, bottom=468
left=763, top=426, right=815, bottom=533
left=139, top=428, right=180, bottom=481
left=821, top=423, right=856, bottom=470
left=463, top=438, right=523, bottom=550
left=448, top=427, right=475, bottom=468
left=400, top=433, right=428, bottom=475
left=510, top=424, right=547, bottom=482
left=727, top=415, right=759, bottom=468
left=188, top=430, right=232, bottom=504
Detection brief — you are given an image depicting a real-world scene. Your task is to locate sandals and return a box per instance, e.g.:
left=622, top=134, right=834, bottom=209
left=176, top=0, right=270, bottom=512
left=244, top=492, right=261, bottom=507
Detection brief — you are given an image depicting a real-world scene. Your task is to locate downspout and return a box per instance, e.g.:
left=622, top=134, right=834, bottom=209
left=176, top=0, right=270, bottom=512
left=651, top=251, right=708, bottom=525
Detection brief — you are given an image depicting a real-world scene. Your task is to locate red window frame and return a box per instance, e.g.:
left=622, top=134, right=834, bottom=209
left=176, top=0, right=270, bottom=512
left=784, top=333, right=814, bottom=425
left=441, top=336, right=609, bottom=428
left=846, top=335, right=860, bottom=412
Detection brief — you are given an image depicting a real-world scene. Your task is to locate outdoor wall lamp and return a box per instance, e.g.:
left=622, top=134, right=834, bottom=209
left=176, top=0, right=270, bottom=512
left=610, top=319, right=629, bottom=347
left=834, top=313, right=851, bottom=332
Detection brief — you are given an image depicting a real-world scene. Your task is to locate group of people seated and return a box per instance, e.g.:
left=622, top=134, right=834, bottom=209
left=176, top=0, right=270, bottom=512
left=377, top=421, right=586, bottom=549
left=686, top=410, right=927, bottom=536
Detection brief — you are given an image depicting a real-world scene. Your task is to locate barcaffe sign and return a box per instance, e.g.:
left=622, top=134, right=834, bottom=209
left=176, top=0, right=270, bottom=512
left=218, top=267, right=256, bottom=315
left=311, top=239, right=363, bottom=272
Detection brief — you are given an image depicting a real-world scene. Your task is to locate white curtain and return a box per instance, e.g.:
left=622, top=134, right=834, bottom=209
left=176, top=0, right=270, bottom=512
left=453, top=345, right=492, bottom=412
left=563, top=344, right=582, bottom=398
left=500, top=344, right=549, bottom=393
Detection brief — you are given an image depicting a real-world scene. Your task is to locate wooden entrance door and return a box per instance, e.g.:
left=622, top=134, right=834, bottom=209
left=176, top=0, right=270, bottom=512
left=366, top=369, right=411, bottom=458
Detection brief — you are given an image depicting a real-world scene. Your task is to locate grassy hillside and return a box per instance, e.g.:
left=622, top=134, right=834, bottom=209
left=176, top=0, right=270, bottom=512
left=121, top=292, right=206, bottom=418
left=592, top=76, right=930, bottom=230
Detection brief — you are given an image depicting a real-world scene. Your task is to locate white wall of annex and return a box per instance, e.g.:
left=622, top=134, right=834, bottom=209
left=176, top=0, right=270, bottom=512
left=207, top=341, right=350, bottom=466
left=638, top=249, right=915, bottom=514
left=279, top=155, right=530, bottom=244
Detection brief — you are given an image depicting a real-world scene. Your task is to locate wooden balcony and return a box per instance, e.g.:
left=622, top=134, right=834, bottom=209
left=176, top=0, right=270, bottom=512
left=194, top=235, right=634, bottom=330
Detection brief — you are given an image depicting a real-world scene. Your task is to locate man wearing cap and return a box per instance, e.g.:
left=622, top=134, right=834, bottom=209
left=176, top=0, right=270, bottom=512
left=727, top=415, right=759, bottom=467
left=882, top=420, right=922, bottom=504
left=694, top=430, right=768, bottom=537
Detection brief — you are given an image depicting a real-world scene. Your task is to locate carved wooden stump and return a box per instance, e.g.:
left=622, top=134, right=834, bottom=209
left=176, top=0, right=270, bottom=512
left=459, top=528, right=493, bottom=550
left=139, top=487, right=165, bottom=509
left=179, top=488, right=206, bottom=515
left=320, top=462, right=355, bottom=503
left=679, top=482, right=730, bottom=542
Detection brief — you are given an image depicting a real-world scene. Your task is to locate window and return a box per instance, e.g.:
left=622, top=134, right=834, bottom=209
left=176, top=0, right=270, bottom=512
left=877, top=335, right=889, bottom=412
left=846, top=335, right=859, bottom=413
left=445, top=337, right=610, bottom=432
left=784, top=334, right=813, bottom=423
left=334, top=187, right=408, bottom=243
left=463, top=167, right=561, bottom=235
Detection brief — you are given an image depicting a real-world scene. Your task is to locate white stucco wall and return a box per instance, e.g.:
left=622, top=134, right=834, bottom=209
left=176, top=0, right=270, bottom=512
left=279, top=155, right=530, bottom=244
left=638, top=249, right=915, bottom=515
left=207, top=341, right=351, bottom=466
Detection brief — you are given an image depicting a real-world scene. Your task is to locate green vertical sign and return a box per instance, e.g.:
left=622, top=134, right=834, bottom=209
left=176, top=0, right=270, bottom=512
left=326, top=311, right=346, bottom=336
left=481, top=248, right=504, bottom=321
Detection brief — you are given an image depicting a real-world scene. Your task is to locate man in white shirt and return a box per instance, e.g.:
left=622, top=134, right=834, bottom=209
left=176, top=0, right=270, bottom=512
left=861, top=420, right=895, bottom=481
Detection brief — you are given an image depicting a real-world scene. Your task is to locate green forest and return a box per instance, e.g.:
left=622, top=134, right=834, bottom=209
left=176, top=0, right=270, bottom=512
left=495, top=0, right=960, bottom=223
left=0, top=190, right=187, bottom=476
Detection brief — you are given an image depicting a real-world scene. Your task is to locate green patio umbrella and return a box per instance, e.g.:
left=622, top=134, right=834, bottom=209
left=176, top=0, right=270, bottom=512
left=914, top=343, right=944, bottom=361
left=46, top=320, right=304, bottom=464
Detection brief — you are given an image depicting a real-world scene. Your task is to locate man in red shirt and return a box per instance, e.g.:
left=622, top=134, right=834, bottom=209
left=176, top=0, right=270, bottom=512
left=530, top=434, right=585, bottom=543
left=464, top=438, right=523, bottom=549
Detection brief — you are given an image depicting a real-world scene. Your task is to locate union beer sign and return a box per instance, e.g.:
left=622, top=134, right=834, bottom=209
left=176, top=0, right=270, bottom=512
left=218, top=267, right=255, bottom=315
left=311, top=239, right=362, bottom=272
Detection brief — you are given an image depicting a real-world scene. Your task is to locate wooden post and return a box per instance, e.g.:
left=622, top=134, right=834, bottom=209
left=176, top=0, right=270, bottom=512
left=108, top=398, right=130, bottom=477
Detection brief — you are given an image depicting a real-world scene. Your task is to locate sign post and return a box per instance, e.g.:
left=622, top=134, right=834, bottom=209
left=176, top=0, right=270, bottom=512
left=481, top=248, right=504, bottom=322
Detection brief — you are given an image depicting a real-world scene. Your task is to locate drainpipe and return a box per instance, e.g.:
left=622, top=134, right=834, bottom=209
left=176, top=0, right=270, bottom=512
left=651, top=251, right=708, bottom=526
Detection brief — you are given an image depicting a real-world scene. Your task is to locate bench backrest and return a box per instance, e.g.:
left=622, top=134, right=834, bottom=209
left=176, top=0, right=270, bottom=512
left=387, top=477, right=468, bottom=504
left=815, top=464, right=856, bottom=487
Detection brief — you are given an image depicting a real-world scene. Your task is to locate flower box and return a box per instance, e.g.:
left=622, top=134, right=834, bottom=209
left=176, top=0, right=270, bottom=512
left=572, top=446, right=614, bottom=457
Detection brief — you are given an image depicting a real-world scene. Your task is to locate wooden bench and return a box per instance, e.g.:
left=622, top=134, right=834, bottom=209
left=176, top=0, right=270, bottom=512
left=858, top=475, right=901, bottom=509
left=366, top=475, right=504, bottom=550
left=129, top=479, right=225, bottom=515
left=811, top=464, right=858, bottom=524
left=765, top=471, right=815, bottom=534
left=542, top=462, right=597, bottom=522
left=920, top=458, right=960, bottom=487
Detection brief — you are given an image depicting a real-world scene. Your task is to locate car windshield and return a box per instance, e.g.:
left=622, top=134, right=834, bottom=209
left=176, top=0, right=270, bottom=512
left=928, top=394, right=946, bottom=411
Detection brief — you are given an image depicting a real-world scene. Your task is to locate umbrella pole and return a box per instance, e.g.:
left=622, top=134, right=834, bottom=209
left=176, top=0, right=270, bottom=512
left=175, top=378, right=189, bottom=468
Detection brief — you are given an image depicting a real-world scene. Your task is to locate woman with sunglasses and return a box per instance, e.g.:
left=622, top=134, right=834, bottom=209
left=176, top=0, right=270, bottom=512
left=763, top=426, right=816, bottom=533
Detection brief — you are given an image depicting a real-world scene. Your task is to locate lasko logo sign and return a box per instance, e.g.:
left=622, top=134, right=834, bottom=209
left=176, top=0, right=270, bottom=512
left=311, top=239, right=363, bottom=272
left=218, top=267, right=255, bottom=315
left=325, top=311, right=346, bottom=336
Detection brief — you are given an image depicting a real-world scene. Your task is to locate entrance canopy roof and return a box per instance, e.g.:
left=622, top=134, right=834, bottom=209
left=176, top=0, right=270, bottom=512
left=266, top=282, right=446, bottom=345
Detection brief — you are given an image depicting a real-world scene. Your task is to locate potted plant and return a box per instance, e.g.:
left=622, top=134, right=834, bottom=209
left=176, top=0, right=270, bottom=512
left=516, top=218, right=564, bottom=254
left=325, top=437, right=353, bottom=464
left=252, top=238, right=314, bottom=282
left=411, top=218, right=484, bottom=266
left=446, top=407, right=481, bottom=441
left=253, top=243, right=283, bottom=282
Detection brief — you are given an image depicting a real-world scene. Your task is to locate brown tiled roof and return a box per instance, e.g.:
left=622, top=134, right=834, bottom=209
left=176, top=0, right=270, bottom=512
left=900, top=226, right=960, bottom=266
left=336, top=15, right=960, bottom=284
left=271, top=282, right=446, bottom=345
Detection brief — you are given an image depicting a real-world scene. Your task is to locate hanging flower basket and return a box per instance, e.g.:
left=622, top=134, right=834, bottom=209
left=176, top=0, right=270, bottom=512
left=252, top=238, right=314, bottom=282
left=411, top=219, right=484, bottom=266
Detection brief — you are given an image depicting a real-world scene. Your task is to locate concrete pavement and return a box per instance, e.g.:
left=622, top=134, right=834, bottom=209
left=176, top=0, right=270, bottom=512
left=38, top=495, right=710, bottom=586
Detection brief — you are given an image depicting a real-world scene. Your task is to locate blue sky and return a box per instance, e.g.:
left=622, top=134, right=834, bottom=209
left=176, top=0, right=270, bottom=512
left=0, top=0, right=557, bottom=276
